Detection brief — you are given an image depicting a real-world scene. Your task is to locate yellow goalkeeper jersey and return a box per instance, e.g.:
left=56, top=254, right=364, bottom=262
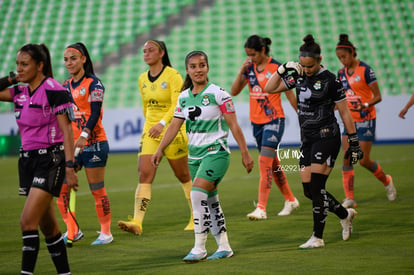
left=138, top=66, right=183, bottom=127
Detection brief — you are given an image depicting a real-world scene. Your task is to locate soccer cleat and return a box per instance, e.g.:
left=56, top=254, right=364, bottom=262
left=385, top=175, right=396, bottom=201
left=278, top=197, right=300, bottom=216
left=342, top=198, right=357, bottom=208
left=247, top=207, right=267, bottom=220
left=340, top=208, right=357, bottom=241
left=206, top=250, right=234, bottom=260
left=183, top=250, right=207, bottom=263
left=63, top=229, right=84, bottom=246
left=299, top=235, right=325, bottom=249
left=117, top=217, right=142, bottom=235
left=91, top=231, right=113, bottom=245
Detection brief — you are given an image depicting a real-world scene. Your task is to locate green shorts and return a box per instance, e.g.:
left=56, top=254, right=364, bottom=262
left=188, top=151, right=230, bottom=186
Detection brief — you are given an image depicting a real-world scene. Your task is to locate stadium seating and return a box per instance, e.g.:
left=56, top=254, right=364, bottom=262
left=0, top=0, right=412, bottom=112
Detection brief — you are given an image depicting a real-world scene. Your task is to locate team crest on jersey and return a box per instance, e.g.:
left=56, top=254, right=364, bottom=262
left=354, top=75, right=361, bottom=82
left=161, top=81, right=168, bottom=89
left=201, top=95, right=210, bottom=106
left=80, top=87, right=86, bottom=95
left=313, top=80, right=321, bottom=90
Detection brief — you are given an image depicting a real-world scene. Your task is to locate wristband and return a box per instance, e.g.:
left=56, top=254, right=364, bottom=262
left=363, top=102, right=369, bottom=108
left=159, top=120, right=166, bottom=126
left=65, top=160, right=75, bottom=168
left=80, top=130, right=89, bottom=139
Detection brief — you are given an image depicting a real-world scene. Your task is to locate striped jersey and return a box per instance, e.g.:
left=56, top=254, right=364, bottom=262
left=174, top=83, right=235, bottom=159
left=337, top=60, right=377, bottom=122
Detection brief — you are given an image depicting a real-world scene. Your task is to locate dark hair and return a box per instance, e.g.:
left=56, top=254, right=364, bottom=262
left=19, top=43, right=53, bottom=78
left=299, top=34, right=321, bottom=59
left=66, top=42, right=95, bottom=75
left=336, top=34, right=357, bottom=57
left=147, top=40, right=172, bottom=67
left=181, top=50, right=209, bottom=91
left=244, top=34, right=272, bottom=55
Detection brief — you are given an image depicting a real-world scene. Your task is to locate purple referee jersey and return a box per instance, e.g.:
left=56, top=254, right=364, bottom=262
left=9, top=77, right=73, bottom=151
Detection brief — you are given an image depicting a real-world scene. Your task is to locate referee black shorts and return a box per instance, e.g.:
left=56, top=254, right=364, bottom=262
left=18, top=144, right=66, bottom=197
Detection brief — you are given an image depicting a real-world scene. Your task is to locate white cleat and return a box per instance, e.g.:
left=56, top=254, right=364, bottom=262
left=340, top=208, right=357, bottom=241
left=385, top=175, right=396, bottom=201
left=299, top=234, right=325, bottom=249
left=278, top=197, right=300, bottom=216
left=247, top=207, right=267, bottom=220
left=342, top=198, right=357, bottom=208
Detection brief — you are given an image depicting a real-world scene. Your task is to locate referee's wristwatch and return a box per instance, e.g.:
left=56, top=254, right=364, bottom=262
left=65, top=160, right=75, bottom=168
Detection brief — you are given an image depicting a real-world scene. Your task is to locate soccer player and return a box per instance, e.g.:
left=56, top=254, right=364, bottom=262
left=58, top=42, right=113, bottom=245
left=152, top=50, right=254, bottom=262
left=0, top=43, right=78, bottom=274
left=117, top=40, right=193, bottom=235
left=265, top=34, right=363, bottom=249
left=399, top=92, right=414, bottom=119
left=336, top=34, right=396, bottom=207
left=231, top=34, right=299, bottom=219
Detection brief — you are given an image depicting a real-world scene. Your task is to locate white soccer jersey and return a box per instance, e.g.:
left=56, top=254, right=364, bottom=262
left=174, top=83, right=235, bottom=159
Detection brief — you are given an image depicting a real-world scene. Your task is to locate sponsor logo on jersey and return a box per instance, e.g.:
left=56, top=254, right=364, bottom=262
left=91, top=90, right=104, bottom=101
left=16, top=94, right=27, bottom=103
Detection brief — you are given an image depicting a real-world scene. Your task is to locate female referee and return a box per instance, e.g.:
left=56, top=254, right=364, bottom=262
left=336, top=34, right=396, bottom=208
left=117, top=40, right=193, bottom=235
left=0, top=43, right=78, bottom=274
left=265, top=34, right=363, bottom=249
left=231, top=34, right=299, bottom=219
left=58, top=42, right=113, bottom=246
left=152, top=50, right=254, bottom=262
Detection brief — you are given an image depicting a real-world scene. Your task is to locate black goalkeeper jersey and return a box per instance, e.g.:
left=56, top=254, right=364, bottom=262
left=283, top=67, right=346, bottom=140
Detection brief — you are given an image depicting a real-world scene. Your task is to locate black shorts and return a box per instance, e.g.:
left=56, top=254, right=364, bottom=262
left=299, top=135, right=341, bottom=168
left=18, top=144, right=66, bottom=197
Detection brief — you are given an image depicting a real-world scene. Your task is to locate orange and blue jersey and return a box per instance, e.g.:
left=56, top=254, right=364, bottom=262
left=337, top=60, right=377, bottom=122
left=63, top=74, right=107, bottom=144
left=242, top=56, right=285, bottom=124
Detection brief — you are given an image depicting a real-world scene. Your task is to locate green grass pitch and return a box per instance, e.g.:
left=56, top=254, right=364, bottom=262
left=0, top=144, right=413, bottom=274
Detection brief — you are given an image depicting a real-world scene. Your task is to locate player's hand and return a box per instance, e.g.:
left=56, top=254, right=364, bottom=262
left=399, top=108, right=408, bottom=119
left=277, top=61, right=303, bottom=77
left=344, top=133, right=363, bottom=165
left=65, top=168, right=79, bottom=191
left=148, top=123, right=164, bottom=138
left=151, top=150, right=163, bottom=168
left=242, top=152, right=254, bottom=173
left=241, top=57, right=253, bottom=72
